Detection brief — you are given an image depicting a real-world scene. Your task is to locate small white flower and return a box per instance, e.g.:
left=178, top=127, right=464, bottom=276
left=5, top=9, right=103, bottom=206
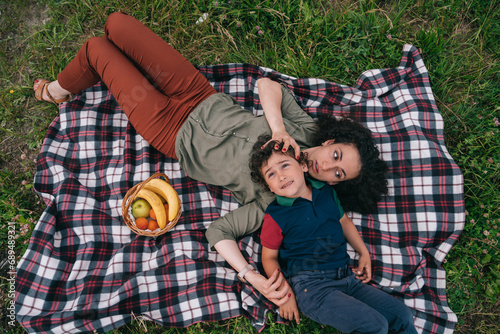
left=196, top=13, right=209, bottom=24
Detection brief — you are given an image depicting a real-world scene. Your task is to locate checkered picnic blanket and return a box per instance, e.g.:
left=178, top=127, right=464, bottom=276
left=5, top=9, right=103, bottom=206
left=16, top=44, right=464, bottom=333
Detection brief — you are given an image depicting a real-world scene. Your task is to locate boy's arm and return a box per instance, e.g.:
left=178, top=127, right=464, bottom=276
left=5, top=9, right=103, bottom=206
left=261, top=246, right=300, bottom=324
left=261, top=245, right=281, bottom=278
left=340, top=214, right=372, bottom=283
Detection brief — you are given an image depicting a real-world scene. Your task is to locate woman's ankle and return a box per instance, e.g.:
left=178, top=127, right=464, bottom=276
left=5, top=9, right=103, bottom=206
left=49, top=81, right=71, bottom=99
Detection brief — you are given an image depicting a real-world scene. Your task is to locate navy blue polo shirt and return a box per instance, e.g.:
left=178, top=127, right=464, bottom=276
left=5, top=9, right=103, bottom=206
left=261, top=178, right=349, bottom=276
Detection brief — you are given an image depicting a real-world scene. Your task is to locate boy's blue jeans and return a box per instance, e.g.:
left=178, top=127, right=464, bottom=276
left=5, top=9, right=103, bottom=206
left=289, top=267, right=418, bottom=334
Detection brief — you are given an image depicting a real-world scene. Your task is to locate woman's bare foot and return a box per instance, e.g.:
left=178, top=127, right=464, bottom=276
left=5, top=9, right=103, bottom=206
left=33, top=79, right=72, bottom=105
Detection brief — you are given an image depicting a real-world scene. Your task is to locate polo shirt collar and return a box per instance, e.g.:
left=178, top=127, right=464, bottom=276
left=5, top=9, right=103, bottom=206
left=275, top=178, right=326, bottom=207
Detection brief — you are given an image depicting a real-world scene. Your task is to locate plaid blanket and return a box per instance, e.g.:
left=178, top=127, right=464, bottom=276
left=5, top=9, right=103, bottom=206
left=16, top=44, right=464, bottom=333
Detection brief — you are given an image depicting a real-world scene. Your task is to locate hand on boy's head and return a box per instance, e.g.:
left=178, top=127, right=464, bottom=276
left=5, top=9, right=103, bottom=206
left=262, top=131, right=301, bottom=159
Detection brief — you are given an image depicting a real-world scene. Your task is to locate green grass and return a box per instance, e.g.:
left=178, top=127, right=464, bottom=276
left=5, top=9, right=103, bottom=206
left=1, top=0, right=499, bottom=333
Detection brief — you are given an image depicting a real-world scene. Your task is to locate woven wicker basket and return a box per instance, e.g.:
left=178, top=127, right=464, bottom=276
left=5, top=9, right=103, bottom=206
left=122, top=173, right=182, bottom=237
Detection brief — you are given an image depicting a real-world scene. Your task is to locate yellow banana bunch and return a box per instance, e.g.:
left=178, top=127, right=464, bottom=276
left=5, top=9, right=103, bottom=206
left=143, top=179, right=180, bottom=222
left=135, top=189, right=167, bottom=229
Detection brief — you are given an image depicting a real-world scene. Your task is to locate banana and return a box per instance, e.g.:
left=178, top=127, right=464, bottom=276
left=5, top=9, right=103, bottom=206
left=135, top=188, right=167, bottom=229
left=143, top=178, right=180, bottom=221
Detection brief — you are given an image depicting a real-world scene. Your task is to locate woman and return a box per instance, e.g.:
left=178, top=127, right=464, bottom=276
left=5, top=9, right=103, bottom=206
left=34, top=12, right=387, bottom=306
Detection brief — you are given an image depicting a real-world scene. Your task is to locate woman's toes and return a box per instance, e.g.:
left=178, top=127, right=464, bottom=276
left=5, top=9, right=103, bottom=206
left=33, top=79, right=41, bottom=92
left=34, top=79, right=54, bottom=103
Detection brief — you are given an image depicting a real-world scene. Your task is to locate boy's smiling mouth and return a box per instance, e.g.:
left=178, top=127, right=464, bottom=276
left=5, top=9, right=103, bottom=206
left=281, top=180, right=293, bottom=189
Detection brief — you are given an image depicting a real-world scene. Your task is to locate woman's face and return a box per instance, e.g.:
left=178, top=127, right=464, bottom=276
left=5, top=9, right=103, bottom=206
left=304, top=140, right=361, bottom=185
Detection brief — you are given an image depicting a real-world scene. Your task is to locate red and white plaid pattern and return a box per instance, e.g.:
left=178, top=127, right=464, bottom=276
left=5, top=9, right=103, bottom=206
left=16, top=45, right=463, bottom=333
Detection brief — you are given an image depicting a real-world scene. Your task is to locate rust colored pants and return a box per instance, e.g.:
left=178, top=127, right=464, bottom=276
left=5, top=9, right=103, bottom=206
left=57, top=12, right=217, bottom=159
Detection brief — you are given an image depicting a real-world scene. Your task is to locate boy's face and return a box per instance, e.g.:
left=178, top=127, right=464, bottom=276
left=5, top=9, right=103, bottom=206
left=261, top=152, right=309, bottom=198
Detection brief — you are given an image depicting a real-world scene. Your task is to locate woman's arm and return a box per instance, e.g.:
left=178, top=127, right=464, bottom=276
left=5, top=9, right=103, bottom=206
left=339, top=214, right=372, bottom=283
left=206, top=199, right=292, bottom=306
left=257, top=78, right=301, bottom=155
left=213, top=240, right=291, bottom=306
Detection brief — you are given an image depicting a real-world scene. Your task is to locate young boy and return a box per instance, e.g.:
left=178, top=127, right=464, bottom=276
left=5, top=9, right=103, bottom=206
left=249, top=135, right=417, bottom=334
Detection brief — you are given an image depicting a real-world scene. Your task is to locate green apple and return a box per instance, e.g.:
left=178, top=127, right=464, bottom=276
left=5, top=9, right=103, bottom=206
left=132, top=199, right=152, bottom=218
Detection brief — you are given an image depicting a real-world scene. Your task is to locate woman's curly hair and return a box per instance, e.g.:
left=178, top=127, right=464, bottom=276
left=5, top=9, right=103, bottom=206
left=249, top=135, right=307, bottom=191
left=313, top=116, right=388, bottom=214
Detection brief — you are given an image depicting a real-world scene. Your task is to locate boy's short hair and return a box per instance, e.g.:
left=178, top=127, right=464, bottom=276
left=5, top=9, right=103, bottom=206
left=249, top=134, right=307, bottom=191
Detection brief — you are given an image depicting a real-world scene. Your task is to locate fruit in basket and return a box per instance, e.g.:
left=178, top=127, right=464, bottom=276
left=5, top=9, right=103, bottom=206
left=148, top=219, right=160, bottom=231
left=135, top=217, right=149, bottom=230
left=136, top=188, right=167, bottom=229
left=132, top=199, right=152, bottom=218
left=143, top=178, right=180, bottom=221
left=149, top=208, right=157, bottom=220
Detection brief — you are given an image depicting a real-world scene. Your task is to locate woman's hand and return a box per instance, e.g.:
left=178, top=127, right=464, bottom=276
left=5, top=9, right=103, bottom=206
left=279, top=289, right=300, bottom=324
left=246, top=268, right=291, bottom=306
left=257, top=78, right=301, bottom=158
left=261, top=130, right=301, bottom=158
left=353, top=253, right=372, bottom=283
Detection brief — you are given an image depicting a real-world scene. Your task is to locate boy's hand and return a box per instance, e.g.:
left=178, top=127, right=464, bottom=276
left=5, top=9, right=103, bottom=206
left=353, top=253, right=372, bottom=283
left=279, top=290, right=300, bottom=324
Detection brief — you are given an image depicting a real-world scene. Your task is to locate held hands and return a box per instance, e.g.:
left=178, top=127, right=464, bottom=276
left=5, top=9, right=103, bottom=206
left=262, top=130, right=301, bottom=159
left=352, top=253, right=372, bottom=283
left=246, top=268, right=292, bottom=306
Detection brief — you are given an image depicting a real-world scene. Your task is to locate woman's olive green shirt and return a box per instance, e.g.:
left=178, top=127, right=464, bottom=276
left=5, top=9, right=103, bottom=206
left=175, top=85, right=318, bottom=249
